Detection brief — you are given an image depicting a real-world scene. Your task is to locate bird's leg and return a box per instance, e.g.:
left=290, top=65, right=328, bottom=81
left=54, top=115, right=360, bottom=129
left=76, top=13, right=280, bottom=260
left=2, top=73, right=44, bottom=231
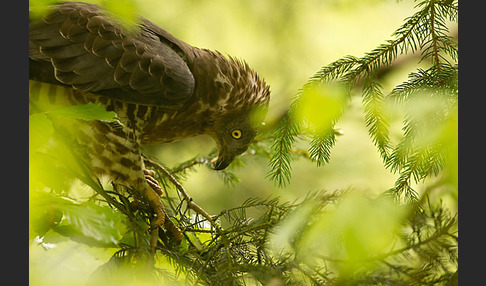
left=143, top=169, right=183, bottom=245
left=138, top=180, right=167, bottom=228
left=136, top=180, right=165, bottom=253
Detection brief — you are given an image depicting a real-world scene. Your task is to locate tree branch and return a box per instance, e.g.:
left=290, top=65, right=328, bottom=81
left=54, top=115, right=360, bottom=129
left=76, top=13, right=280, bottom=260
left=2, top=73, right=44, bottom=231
left=143, top=157, right=223, bottom=234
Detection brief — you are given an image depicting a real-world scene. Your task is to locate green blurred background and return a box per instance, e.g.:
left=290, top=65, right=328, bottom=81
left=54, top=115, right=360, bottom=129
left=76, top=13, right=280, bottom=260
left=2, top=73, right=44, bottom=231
left=31, top=0, right=457, bottom=284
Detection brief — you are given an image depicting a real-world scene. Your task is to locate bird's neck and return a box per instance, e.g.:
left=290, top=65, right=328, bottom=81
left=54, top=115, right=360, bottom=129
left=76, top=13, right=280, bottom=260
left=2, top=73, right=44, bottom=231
left=139, top=102, right=216, bottom=145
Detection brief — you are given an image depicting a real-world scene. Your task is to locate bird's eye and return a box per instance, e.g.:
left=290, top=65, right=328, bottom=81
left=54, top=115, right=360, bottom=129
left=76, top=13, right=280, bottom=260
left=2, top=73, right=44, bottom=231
left=231, top=129, right=242, bottom=139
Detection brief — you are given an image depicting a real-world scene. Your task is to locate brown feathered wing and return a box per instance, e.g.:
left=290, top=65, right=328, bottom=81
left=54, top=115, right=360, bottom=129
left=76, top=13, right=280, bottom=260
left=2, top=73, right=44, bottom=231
left=29, top=1, right=195, bottom=109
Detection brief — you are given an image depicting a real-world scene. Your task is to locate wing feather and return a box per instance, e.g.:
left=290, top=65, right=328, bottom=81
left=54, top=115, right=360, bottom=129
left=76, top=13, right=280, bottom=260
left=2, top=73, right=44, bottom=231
left=29, top=1, right=195, bottom=109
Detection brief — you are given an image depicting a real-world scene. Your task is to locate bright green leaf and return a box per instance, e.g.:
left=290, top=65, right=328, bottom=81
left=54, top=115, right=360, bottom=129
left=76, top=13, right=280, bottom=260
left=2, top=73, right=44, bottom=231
left=294, top=83, right=347, bottom=133
left=61, top=202, right=125, bottom=246
left=30, top=191, right=124, bottom=246
left=29, top=0, right=56, bottom=19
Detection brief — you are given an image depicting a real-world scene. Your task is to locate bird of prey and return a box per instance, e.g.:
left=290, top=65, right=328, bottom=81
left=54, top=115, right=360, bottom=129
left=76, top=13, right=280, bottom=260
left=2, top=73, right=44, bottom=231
left=29, top=1, right=270, bottom=241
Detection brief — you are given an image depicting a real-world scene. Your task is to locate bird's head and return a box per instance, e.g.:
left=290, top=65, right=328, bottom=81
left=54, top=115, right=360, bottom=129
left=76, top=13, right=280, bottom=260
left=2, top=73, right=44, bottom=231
left=202, top=55, right=270, bottom=170
left=210, top=104, right=268, bottom=170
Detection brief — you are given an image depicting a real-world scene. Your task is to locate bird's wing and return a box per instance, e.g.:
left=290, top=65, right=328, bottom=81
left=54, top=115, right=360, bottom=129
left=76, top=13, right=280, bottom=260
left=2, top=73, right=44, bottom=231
left=29, top=1, right=195, bottom=109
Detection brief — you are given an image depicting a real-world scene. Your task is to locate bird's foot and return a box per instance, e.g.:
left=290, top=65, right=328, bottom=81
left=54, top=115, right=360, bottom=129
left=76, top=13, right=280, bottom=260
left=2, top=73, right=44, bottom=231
left=142, top=170, right=183, bottom=248
left=144, top=169, right=163, bottom=196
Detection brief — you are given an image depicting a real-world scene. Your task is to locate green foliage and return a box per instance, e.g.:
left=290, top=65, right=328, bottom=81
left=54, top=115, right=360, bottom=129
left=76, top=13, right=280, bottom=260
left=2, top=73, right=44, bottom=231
left=30, top=191, right=125, bottom=247
left=267, top=114, right=300, bottom=187
left=266, top=191, right=457, bottom=285
left=267, top=0, right=458, bottom=202
left=29, top=0, right=458, bottom=285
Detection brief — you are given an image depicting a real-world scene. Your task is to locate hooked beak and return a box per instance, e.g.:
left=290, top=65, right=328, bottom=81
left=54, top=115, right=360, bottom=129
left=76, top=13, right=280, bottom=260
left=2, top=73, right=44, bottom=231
left=213, top=152, right=235, bottom=170
left=211, top=137, right=235, bottom=170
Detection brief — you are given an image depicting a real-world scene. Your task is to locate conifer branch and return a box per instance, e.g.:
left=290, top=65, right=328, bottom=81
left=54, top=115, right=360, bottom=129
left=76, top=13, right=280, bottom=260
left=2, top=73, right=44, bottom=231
left=267, top=0, right=458, bottom=201
left=267, top=113, right=300, bottom=187
left=308, top=131, right=336, bottom=166
left=362, top=73, right=391, bottom=161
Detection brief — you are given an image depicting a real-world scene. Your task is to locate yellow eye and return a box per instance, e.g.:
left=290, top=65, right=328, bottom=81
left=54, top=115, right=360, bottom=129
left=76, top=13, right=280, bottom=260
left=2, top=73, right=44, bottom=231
left=231, top=129, right=242, bottom=139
